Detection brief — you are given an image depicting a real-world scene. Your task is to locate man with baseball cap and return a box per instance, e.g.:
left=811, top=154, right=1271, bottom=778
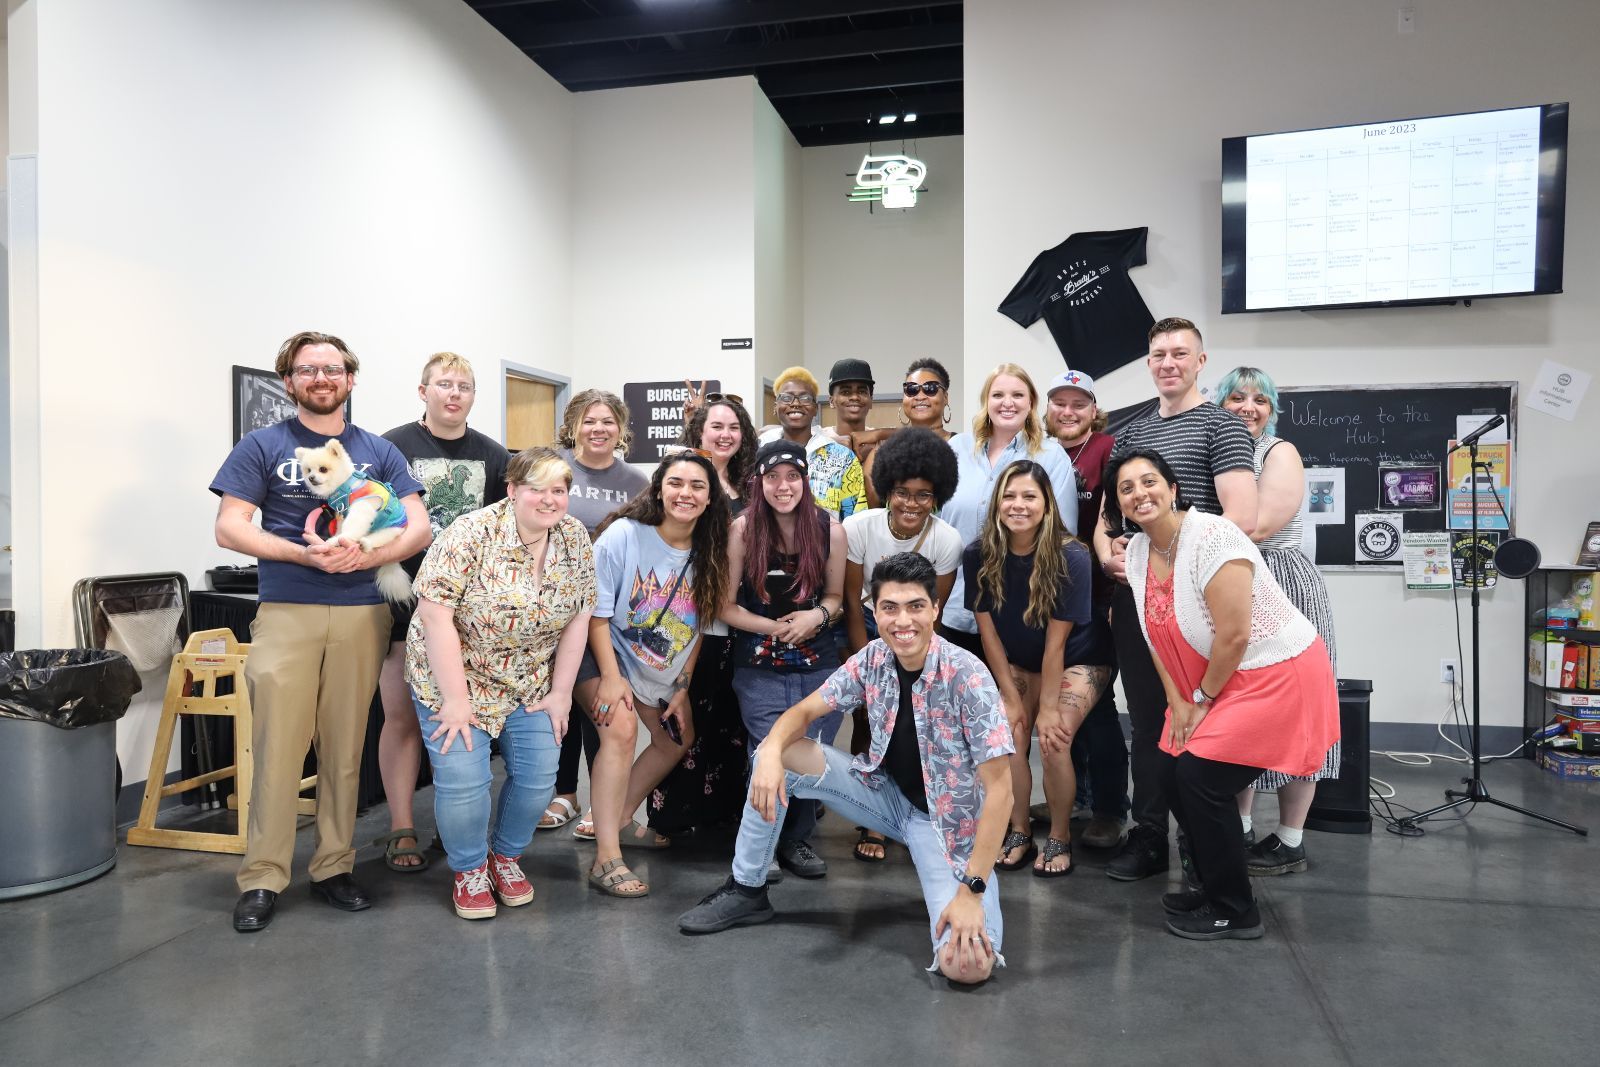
left=1044, top=368, right=1130, bottom=850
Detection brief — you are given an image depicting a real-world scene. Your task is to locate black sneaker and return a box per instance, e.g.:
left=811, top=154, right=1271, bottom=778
left=1165, top=902, right=1264, bottom=941
left=776, top=839, right=827, bottom=879
left=1105, top=825, right=1169, bottom=882
left=1161, top=889, right=1207, bottom=915
left=1245, top=833, right=1307, bottom=876
left=678, top=877, right=775, bottom=934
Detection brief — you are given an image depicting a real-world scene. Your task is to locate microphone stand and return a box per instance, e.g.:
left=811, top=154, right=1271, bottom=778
left=1402, top=427, right=1587, bottom=836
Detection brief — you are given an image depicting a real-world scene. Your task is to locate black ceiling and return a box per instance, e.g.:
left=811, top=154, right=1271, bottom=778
left=464, top=0, right=962, bottom=147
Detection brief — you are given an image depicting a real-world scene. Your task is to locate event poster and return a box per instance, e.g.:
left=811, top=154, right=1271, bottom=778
left=1303, top=467, right=1345, bottom=526
left=1446, top=441, right=1512, bottom=531
left=1403, top=531, right=1453, bottom=589
left=1378, top=464, right=1441, bottom=511
left=1452, top=532, right=1501, bottom=588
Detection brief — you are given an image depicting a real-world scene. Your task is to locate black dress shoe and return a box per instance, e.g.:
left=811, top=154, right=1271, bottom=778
left=233, top=889, right=278, bottom=932
left=309, top=873, right=372, bottom=912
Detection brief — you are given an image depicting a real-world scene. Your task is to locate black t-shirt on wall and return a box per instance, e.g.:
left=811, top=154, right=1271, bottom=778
left=998, top=227, right=1154, bottom=379
left=884, top=660, right=929, bottom=813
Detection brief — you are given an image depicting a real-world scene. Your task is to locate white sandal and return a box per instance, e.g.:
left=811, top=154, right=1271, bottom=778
left=572, top=810, right=596, bottom=841
left=537, top=796, right=578, bottom=831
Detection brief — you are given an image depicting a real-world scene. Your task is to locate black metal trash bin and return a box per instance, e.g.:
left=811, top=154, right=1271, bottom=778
left=0, top=649, right=141, bottom=899
left=1306, top=678, right=1373, bottom=834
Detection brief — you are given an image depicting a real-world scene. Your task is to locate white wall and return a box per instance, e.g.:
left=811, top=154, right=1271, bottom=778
left=966, top=0, right=1600, bottom=729
left=570, top=77, right=759, bottom=429
left=753, top=91, right=803, bottom=398
left=11, top=0, right=574, bottom=772
left=803, top=135, right=964, bottom=405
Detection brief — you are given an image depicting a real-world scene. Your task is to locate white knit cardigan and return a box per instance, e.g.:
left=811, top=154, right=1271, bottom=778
left=1127, top=509, right=1317, bottom=670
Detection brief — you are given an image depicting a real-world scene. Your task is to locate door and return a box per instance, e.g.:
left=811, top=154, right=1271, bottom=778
left=504, top=373, right=559, bottom=451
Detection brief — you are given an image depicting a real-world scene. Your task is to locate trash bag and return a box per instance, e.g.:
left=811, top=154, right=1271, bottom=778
left=0, top=649, right=142, bottom=728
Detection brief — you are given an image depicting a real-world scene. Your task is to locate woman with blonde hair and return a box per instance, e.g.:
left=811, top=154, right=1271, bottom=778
left=939, top=363, right=1080, bottom=656
left=540, top=388, right=649, bottom=834
left=965, top=460, right=1112, bottom=875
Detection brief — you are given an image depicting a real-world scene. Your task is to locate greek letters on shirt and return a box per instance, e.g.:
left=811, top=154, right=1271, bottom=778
left=274, top=456, right=374, bottom=487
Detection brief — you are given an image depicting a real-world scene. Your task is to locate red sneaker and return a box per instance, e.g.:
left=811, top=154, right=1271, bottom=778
left=452, top=865, right=497, bottom=920
left=489, top=852, right=535, bottom=907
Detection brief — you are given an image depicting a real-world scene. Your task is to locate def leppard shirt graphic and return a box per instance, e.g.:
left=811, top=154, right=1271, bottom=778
left=998, top=227, right=1155, bottom=379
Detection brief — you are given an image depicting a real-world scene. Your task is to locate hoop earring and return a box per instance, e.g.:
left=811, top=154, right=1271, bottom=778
left=1170, top=500, right=1178, bottom=512
left=943, top=408, right=952, bottom=424
left=899, top=409, right=909, bottom=426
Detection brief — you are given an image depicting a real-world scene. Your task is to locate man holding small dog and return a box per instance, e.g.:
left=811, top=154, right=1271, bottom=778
left=212, top=331, right=429, bottom=932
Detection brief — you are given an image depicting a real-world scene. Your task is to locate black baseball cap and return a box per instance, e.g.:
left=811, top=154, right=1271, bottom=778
left=755, top=439, right=808, bottom=476
left=828, top=358, right=875, bottom=393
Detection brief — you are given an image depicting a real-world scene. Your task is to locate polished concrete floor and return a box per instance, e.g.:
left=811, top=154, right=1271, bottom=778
left=0, top=754, right=1594, bottom=1066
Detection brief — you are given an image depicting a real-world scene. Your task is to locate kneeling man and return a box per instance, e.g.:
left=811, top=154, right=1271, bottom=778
left=678, top=552, right=1014, bottom=983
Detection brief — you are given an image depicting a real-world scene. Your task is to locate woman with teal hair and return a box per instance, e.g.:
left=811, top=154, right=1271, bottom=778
left=1216, top=365, right=1338, bottom=879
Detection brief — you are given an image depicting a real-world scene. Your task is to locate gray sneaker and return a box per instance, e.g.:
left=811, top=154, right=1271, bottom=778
left=766, top=859, right=783, bottom=885
left=776, top=839, right=827, bottom=879
left=678, top=877, right=775, bottom=934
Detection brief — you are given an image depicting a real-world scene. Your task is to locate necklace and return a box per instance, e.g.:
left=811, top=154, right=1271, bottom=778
left=1063, top=433, right=1092, bottom=466
left=1151, top=517, right=1181, bottom=563
left=519, top=530, right=549, bottom=551
left=889, top=508, right=933, bottom=553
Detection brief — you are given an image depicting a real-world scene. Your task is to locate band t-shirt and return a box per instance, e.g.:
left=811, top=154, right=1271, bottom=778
left=560, top=449, right=649, bottom=536
left=962, top=539, right=1110, bottom=671
left=383, top=421, right=510, bottom=578
left=885, top=660, right=929, bottom=813
left=998, top=227, right=1154, bottom=379
left=592, top=518, right=701, bottom=708
left=210, top=419, right=423, bottom=605
left=1107, top=403, right=1255, bottom=534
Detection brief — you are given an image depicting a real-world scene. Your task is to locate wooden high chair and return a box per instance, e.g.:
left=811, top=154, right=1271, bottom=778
left=125, top=628, right=316, bottom=854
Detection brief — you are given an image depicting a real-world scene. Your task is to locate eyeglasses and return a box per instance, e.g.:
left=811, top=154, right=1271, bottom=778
left=291, top=365, right=348, bottom=381
left=702, top=391, right=745, bottom=407
left=889, top=488, right=936, bottom=505
left=775, top=391, right=816, bottom=406
left=429, top=379, right=475, bottom=394
left=902, top=381, right=944, bottom=398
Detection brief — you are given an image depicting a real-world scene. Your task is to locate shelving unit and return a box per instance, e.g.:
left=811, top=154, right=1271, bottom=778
left=1521, top=564, right=1600, bottom=758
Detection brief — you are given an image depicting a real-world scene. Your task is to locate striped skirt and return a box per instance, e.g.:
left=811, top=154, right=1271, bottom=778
left=1254, top=546, right=1340, bottom=789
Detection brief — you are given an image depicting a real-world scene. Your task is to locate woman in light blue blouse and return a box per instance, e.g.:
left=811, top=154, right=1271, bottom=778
left=940, top=363, right=1079, bottom=653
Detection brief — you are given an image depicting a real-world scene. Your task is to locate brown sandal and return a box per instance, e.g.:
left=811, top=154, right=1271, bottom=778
left=589, top=857, right=649, bottom=898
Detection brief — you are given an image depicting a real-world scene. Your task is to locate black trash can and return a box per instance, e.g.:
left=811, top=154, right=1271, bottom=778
left=1306, top=678, right=1372, bottom=834
left=0, top=649, right=142, bottom=899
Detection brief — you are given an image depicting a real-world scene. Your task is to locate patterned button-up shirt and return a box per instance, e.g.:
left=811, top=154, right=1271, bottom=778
left=818, top=635, right=1014, bottom=875
left=406, top=502, right=596, bottom=738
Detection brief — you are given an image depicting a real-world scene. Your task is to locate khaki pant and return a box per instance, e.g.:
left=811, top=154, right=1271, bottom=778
left=237, top=602, right=389, bottom=893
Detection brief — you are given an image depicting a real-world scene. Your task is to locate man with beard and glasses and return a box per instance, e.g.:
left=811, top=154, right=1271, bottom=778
left=212, top=331, right=429, bottom=933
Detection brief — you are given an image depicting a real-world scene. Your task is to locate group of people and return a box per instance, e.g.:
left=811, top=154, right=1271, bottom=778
left=210, top=317, right=1340, bottom=981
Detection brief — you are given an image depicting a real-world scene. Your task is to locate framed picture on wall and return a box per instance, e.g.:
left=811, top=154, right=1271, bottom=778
left=232, top=366, right=352, bottom=444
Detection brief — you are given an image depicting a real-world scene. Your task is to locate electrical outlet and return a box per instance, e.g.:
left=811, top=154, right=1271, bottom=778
left=1440, top=659, right=1458, bottom=685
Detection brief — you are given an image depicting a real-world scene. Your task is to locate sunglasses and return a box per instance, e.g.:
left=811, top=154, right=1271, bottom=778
left=703, top=391, right=745, bottom=408
left=903, top=381, right=944, bottom=397
left=664, top=446, right=715, bottom=462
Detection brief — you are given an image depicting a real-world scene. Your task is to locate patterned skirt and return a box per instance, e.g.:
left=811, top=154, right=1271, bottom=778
left=1254, top=547, right=1341, bottom=789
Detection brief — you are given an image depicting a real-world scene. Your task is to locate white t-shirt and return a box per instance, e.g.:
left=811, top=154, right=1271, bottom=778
left=843, top=508, right=965, bottom=605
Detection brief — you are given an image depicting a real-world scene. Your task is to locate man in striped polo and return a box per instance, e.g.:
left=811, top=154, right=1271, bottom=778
left=1093, top=317, right=1259, bottom=881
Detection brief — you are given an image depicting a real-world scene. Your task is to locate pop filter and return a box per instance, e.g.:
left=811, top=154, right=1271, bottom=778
left=1495, top=537, right=1541, bottom=580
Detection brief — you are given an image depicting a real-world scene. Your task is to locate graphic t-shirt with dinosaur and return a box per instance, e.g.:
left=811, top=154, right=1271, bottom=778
left=382, top=421, right=511, bottom=577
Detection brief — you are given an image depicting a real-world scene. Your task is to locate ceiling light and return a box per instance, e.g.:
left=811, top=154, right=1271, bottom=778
left=878, top=114, right=897, bottom=125
left=903, top=113, right=918, bottom=123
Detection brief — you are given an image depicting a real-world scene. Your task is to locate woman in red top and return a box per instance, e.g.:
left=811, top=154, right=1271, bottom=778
left=1108, top=449, right=1338, bottom=942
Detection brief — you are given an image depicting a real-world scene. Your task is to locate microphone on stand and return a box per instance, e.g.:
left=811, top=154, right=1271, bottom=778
left=1452, top=414, right=1505, bottom=450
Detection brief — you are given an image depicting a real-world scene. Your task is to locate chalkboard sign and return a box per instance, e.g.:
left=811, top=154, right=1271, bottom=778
left=1275, top=382, right=1517, bottom=568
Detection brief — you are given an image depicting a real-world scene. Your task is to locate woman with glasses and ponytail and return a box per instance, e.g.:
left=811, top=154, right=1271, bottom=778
left=573, top=450, right=731, bottom=897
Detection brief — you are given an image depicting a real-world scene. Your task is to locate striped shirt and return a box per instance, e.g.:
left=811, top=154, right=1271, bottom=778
left=1108, top=402, right=1253, bottom=532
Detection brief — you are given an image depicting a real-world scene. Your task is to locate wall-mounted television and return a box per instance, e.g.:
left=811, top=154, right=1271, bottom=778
left=1221, top=102, right=1568, bottom=314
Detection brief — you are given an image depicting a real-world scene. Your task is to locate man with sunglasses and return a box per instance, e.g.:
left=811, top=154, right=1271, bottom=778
left=212, top=331, right=430, bottom=932
left=759, top=366, right=868, bottom=520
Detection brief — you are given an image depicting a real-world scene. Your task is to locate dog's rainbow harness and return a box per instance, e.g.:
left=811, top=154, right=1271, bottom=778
left=321, top=471, right=408, bottom=536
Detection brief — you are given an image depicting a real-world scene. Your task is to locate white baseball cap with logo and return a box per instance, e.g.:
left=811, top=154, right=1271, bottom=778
left=1046, top=369, right=1098, bottom=403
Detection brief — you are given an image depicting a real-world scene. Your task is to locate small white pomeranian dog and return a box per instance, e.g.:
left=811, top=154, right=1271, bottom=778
left=295, top=439, right=415, bottom=602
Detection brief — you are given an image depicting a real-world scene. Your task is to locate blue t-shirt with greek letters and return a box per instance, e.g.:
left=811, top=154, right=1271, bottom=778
left=210, top=419, right=423, bottom=605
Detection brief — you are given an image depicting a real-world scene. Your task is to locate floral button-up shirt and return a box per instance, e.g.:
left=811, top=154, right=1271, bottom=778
left=818, top=635, right=1013, bottom=876
left=406, top=501, right=596, bottom=738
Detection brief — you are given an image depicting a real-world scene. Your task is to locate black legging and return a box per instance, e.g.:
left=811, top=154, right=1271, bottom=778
left=1163, top=751, right=1264, bottom=919
left=553, top=713, right=601, bottom=797
left=1111, top=582, right=1171, bottom=834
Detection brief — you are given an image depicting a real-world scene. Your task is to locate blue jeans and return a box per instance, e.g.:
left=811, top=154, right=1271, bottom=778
left=411, top=690, right=559, bottom=873
left=731, top=744, right=1004, bottom=966
left=734, top=666, right=842, bottom=844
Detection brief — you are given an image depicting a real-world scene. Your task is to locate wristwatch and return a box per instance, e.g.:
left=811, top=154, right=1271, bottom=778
left=1192, top=686, right=1213, bottom=705
left=956, top=870, right=986, bottom=894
